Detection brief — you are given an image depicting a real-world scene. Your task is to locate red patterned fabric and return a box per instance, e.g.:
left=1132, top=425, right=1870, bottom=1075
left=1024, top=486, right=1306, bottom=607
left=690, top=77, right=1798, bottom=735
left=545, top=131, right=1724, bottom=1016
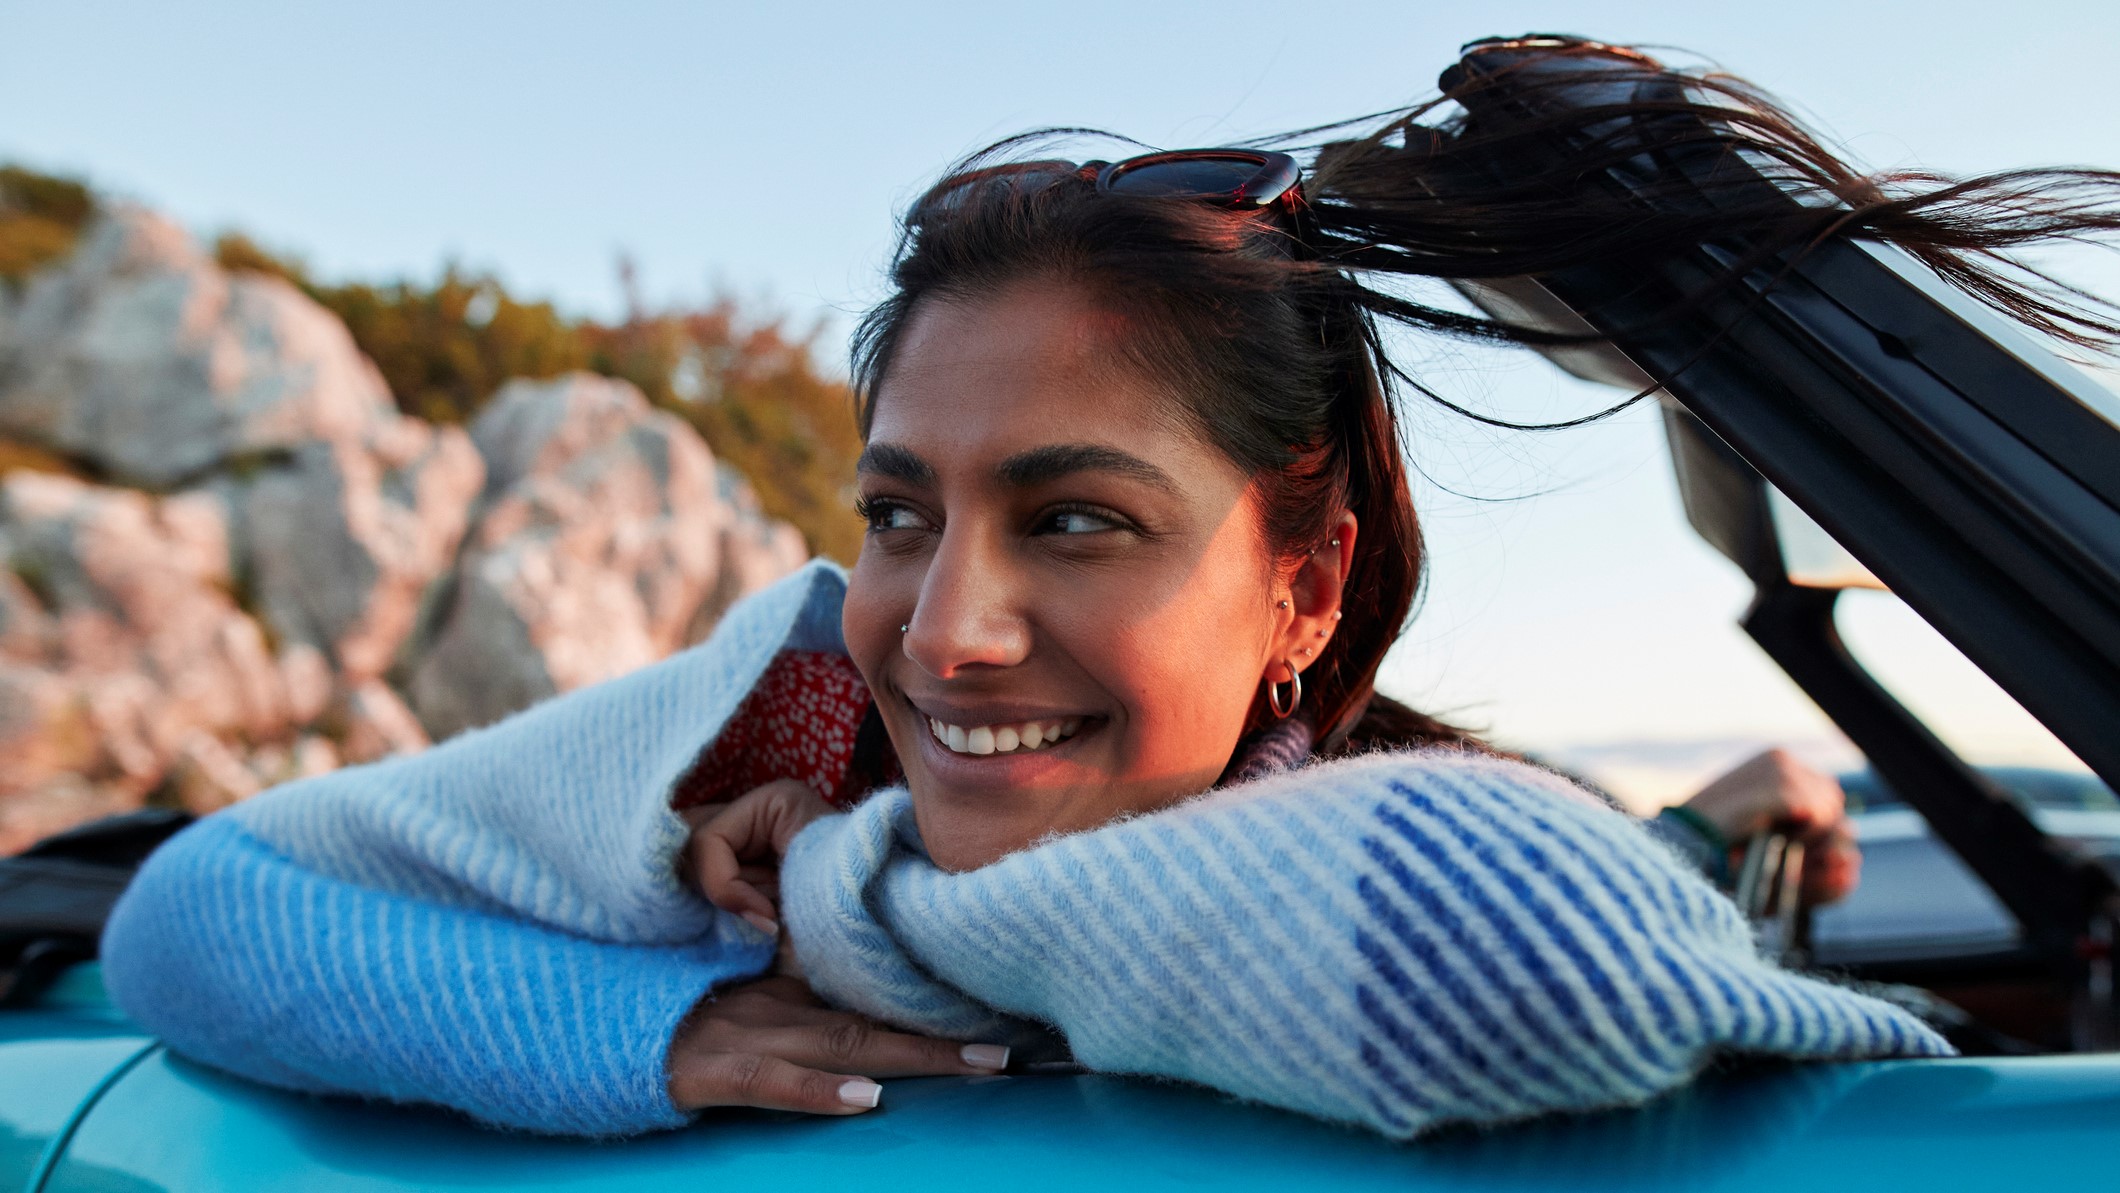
left=670, top=650, right=887, bottom=811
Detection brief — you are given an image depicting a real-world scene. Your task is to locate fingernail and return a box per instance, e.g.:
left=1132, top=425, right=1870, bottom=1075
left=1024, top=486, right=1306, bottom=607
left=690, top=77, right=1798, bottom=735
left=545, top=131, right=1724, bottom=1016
left=742, top=912, right=779, bottom=937
left=838, top=1079, right=883, bottom=1109
left=961, top=1043, right=1010, bottom=1070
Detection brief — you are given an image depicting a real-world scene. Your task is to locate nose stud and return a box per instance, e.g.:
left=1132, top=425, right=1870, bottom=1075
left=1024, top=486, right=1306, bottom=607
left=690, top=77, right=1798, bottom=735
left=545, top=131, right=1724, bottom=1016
left=899, top=624, right=909, bottom=633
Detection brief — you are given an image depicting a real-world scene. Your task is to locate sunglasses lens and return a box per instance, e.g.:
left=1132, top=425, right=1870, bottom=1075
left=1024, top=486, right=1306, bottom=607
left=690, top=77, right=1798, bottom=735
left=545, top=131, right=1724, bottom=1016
left=1104, top=156, right=1266, bottom=200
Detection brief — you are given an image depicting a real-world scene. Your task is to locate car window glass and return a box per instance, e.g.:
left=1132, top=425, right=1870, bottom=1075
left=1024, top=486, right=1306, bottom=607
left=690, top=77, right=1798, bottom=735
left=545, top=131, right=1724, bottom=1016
left=1834, top=588, right=2115, bottom=813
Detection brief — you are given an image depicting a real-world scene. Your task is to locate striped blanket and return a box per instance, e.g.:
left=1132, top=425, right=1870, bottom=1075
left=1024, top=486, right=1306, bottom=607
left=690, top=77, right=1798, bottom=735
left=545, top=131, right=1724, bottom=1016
left=782, top=753, right=1950, bottom=1138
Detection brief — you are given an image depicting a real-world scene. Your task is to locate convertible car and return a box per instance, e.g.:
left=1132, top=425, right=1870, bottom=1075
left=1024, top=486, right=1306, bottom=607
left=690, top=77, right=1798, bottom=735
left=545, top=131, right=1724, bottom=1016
left=4, top=34, right=2118, bottom=1192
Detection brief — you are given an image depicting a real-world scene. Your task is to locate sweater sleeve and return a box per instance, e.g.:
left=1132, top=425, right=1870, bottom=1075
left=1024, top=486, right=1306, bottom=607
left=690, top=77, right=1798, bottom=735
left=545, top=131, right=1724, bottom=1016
left=226, top=560, right=853, bottom=946
left=781, top=749, right=1951, bottom=1140
left=102, top=814, right=775, bottom=1136
left=96, top=563, right=850, bottom=1135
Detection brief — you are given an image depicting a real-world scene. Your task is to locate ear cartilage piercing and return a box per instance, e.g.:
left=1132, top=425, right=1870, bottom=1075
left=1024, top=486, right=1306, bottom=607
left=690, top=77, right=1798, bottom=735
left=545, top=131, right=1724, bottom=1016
left=1331, top=610, right=1342, bottom=620
left=1276, top=600, right=1290, bottom=609
left=1330, top=537, right=1341, bottom=547
left=1315, top=629, right=1328, bottom=638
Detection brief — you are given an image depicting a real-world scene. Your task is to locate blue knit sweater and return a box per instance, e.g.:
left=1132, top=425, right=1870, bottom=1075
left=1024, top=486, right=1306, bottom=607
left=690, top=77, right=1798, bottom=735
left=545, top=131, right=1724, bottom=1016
left=100, top=562, right=1949, bottom=1138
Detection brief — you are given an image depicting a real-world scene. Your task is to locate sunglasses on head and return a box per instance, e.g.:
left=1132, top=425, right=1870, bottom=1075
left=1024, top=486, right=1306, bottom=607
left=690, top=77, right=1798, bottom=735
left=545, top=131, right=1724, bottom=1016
left=917, top=149, right=1304, bottom=221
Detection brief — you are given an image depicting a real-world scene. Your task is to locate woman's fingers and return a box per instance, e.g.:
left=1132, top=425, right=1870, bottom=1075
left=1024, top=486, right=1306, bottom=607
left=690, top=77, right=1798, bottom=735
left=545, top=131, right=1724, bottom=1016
left=743, top=974, right=826, bottom=1006
left=1802, top=819, right=1862, bottom=905
left=1683, top=748, right=1848, bottom=840
left=692, top=829, right=780, bottom=934
left=687, top=780, right=838, bottom=932
left=666, top=975, right=1010, bottom=1117
left=674, top=1052, right=884, bottom=1115
left=754, top=1019, right=1011, bottom=1080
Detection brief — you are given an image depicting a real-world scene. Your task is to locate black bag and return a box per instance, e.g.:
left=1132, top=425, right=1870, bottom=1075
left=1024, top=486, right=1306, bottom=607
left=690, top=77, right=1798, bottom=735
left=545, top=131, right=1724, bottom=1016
left=0, top=809, right=192, bottom=1006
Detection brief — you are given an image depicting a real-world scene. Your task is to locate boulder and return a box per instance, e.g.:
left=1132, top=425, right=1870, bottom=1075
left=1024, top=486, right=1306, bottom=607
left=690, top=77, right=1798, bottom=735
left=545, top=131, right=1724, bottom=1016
left=0, top=472, right=296, bottom=795
left=407, top=373, right=726, bottom=738
left=688, top=468, right=811, bottom=641
left=0, top=568, right=55, bottom=663
left=0, top=663, right=96, bottom=797
left=328, top=679, right=430, bottom=765
left=167, top=730, right=262, bottom=815
left=0, top=207, right=395, bottom=488
left=235, top=414, right=484, bottom=681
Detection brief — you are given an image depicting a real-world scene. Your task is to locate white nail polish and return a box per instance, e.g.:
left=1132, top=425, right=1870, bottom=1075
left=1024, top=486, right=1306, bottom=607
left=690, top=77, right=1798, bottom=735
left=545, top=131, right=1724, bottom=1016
left=961, top=1043, right=1010, bottom=1070
left=838, top=1079, right=883, bottom=1109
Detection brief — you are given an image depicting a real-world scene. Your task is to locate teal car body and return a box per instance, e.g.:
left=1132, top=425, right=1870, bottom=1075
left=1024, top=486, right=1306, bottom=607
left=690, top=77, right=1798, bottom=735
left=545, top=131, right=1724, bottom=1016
left=5, top=965, right=2119, bottom=1193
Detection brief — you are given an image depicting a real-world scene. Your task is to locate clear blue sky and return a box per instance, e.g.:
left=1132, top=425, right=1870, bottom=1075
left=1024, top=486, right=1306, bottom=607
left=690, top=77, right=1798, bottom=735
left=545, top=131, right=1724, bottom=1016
left=5, top=0, right=2115, bottom=775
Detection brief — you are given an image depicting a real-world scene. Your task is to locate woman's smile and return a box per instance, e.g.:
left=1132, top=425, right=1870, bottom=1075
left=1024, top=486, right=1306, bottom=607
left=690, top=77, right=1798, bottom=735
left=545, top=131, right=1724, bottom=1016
left=908, top=695, right=1091, bottom=756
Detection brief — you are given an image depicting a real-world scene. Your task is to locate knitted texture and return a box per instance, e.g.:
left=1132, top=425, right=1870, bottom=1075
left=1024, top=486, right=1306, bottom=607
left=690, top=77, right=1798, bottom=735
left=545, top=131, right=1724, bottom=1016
left=102, top=815, right=773, bottom=1135
left=226, top=559, right=854, bottom=945
left=102, top=562, right=853, bottom=1134
left=101, top=559, right=1949, bottom=1140
left=780, top=751, right=1953, bottom=1139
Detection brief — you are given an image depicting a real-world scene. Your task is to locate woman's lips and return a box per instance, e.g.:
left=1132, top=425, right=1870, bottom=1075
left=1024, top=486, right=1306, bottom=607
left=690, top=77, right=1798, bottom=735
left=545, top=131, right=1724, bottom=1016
left=902, top=694, right=1099, bottom=759
left=925, top=714, right=1083, bottom=756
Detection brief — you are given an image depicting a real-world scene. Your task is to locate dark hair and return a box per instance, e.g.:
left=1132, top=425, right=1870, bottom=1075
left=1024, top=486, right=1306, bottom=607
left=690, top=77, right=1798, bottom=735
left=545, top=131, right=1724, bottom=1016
left=850, top=37, right=2120, bottom=755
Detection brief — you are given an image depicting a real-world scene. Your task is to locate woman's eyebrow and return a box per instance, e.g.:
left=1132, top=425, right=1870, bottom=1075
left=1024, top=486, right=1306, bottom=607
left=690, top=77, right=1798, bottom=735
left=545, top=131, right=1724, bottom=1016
left=856, top=443, right=935, bottom=484
left=997, top=444, right=1178, bottom=493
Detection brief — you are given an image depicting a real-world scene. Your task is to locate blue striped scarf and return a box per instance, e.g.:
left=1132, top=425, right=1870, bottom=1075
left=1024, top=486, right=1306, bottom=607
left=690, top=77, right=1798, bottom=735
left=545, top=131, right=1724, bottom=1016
left=781, top=748, right=1952, bottom=1138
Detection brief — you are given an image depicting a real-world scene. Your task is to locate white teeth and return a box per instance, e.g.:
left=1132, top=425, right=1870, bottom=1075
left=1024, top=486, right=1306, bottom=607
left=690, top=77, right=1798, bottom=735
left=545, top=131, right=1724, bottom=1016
left=924, top=715, right=1083, bottom=756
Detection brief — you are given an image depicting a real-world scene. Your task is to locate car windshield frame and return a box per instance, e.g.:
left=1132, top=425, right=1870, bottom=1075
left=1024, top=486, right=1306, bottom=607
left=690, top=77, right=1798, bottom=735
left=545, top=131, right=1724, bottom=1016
left=1432, top=38, right=2120, bottom=1014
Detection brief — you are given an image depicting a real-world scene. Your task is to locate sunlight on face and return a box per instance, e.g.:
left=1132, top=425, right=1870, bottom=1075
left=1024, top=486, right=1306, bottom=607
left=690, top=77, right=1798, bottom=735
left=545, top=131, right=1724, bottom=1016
left=842, top=280, right=1286, bottom=871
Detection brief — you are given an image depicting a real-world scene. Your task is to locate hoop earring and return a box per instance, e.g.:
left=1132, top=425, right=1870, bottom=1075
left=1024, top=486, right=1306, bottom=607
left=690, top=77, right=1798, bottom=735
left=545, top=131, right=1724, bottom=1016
left=1265, top=662, right=1302, bottom=720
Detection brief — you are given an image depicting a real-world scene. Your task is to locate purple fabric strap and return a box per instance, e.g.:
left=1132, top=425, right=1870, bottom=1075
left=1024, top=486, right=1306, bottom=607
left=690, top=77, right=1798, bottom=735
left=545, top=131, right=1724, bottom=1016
left=1221, top=717, right=1315, bottom=785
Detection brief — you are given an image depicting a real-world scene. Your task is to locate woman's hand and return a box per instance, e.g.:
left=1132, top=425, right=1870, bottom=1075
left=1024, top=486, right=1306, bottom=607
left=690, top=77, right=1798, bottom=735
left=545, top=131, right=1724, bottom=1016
left=672, top=781, right=1011, bottom=1114
left=1680, top=748, right=1860, bottom=905
left=667, top=975, right=1011, bottom=1115
left=681, top=779, right=837, bottom=938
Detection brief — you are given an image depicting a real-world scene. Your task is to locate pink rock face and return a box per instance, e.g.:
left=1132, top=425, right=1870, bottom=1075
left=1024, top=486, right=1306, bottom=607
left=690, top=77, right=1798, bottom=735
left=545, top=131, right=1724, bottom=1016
left=0, top=473, right=297, bottom=798
left=0, top=208, right=396, bottom=488
left=329, top=680, right=430, bottom=766
left=407, top=373, right=735, bottom=739
left=238, top=415, right=485, bottom=682
left=0, top=208, right=812, bottom=852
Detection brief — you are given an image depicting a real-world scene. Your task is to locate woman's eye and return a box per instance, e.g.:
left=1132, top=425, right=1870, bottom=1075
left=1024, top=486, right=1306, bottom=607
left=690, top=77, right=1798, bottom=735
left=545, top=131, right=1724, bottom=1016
left=858, top=499, right=932, bottom=533
left=1038, top=507, right=1124, bottom=535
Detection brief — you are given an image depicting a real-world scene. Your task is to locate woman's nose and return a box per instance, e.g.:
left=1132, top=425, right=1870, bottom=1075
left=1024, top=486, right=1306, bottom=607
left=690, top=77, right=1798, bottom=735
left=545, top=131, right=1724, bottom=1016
left=902, top=529, right=1032, bottom=678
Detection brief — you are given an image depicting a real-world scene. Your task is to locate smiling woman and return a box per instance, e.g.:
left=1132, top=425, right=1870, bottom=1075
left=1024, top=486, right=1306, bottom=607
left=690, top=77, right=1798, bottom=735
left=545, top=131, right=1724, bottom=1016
left=845, top=282, right=1350, bottom=870
left=95, top=35, right=2120, bottom=1141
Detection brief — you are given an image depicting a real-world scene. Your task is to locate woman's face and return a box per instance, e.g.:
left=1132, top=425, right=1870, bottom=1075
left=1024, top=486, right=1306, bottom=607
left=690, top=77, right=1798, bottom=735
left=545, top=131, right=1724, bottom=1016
left=843, top=279, right=1346, bottom=871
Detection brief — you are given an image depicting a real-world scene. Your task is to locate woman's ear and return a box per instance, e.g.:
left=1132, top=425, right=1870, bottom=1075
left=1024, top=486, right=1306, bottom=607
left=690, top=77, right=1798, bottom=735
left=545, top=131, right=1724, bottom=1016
left=1271, top=510, right=1358, bottom=677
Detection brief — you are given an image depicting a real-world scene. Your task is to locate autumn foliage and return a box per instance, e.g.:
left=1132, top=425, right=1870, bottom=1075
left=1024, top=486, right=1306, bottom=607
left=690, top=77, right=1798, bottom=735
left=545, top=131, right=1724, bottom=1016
left=2, top=163, right=864, bottom=562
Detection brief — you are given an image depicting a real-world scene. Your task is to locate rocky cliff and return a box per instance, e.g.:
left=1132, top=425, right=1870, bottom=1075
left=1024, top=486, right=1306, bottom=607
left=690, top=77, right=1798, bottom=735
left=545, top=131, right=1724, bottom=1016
left=0, top=207, right=808, bottom=852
